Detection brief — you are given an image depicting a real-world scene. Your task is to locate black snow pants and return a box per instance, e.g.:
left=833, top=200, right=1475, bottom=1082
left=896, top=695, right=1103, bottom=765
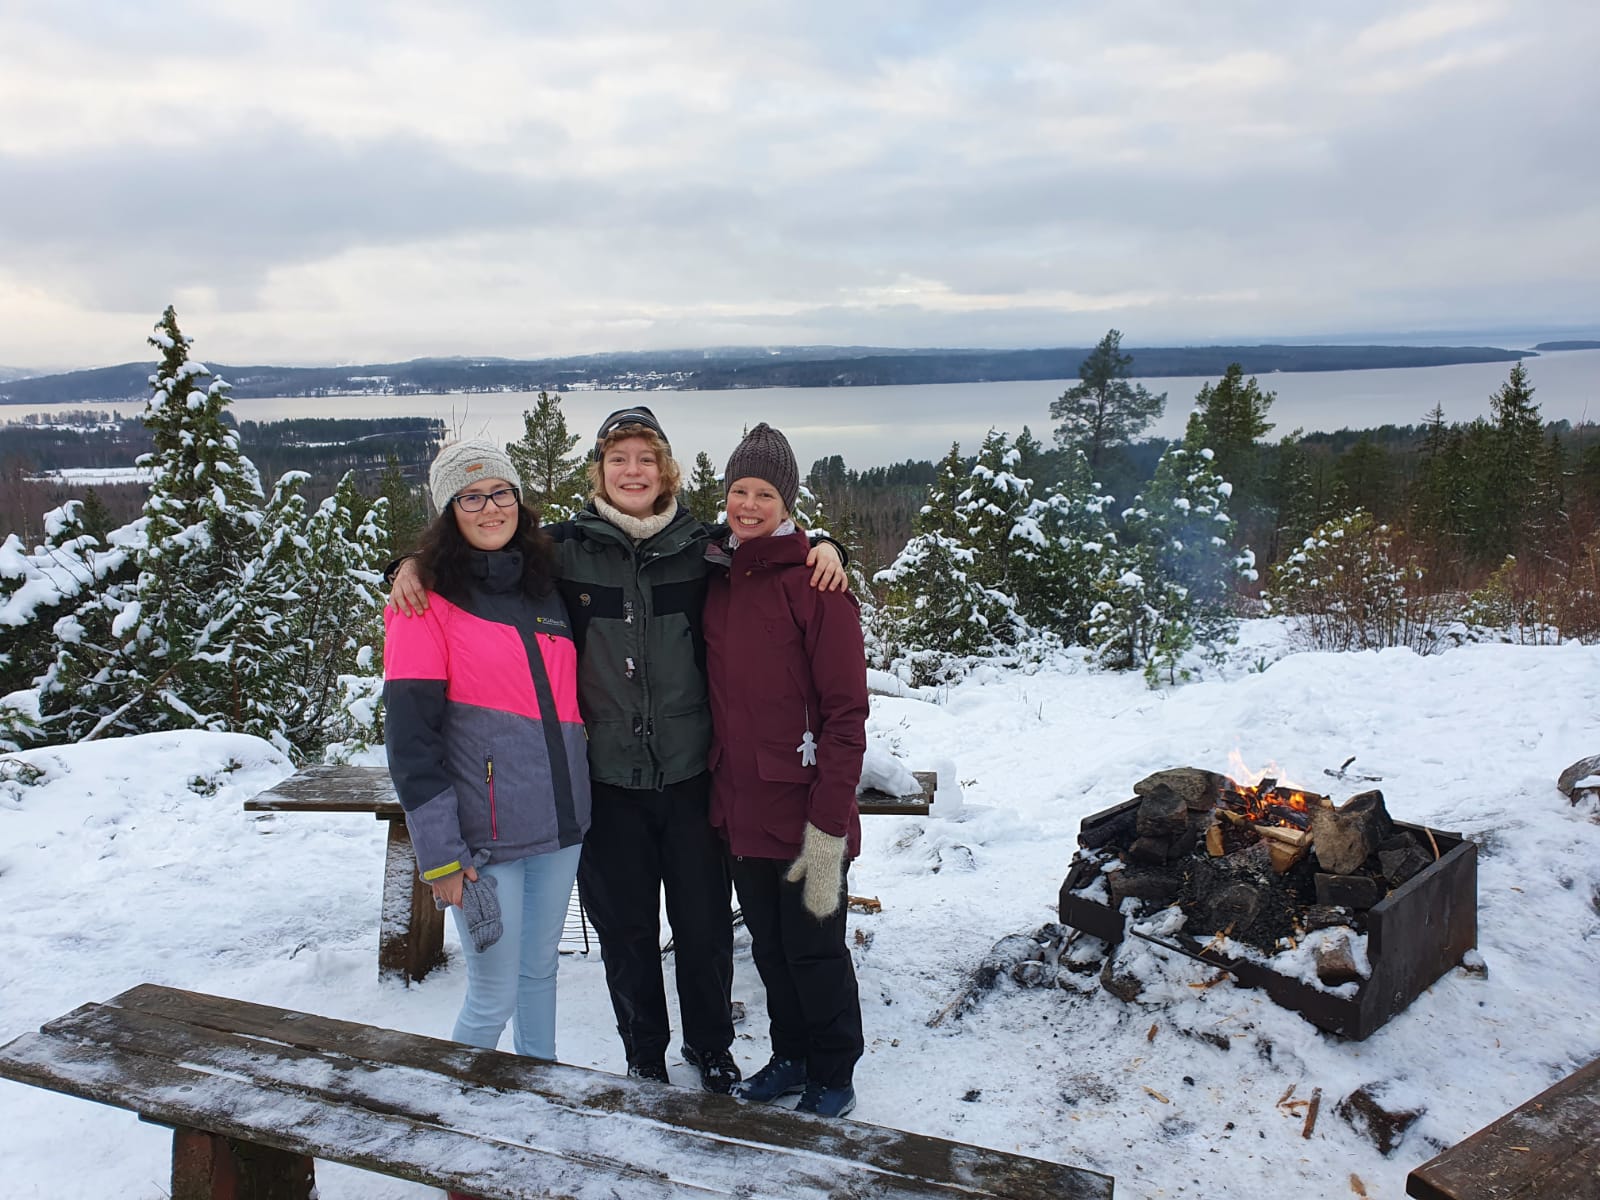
left=576, top=772, right=735, bottom=1066
left=730, top=854, right=864, bottom=1088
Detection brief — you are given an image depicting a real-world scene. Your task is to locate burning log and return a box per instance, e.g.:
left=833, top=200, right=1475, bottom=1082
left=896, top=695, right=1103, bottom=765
left=1309, top=789, right=1394, bottom=875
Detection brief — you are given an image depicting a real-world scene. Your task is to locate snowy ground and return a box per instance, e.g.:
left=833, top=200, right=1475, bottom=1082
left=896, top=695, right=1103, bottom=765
left=3, top=619, right=1598, bottom=1199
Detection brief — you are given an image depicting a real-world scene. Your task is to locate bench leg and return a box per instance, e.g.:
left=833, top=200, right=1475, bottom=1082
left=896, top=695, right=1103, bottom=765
left=379, top=817, right=446, bottom=985
left=172, top=1127, right=314, bottom=1200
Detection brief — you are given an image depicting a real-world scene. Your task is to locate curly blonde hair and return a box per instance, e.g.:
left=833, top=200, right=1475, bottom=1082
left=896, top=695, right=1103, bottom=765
left=588, top=424, right=681, bottom=514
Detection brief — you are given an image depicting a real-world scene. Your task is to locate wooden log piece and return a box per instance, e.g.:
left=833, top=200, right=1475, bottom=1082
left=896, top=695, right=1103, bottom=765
left=378, top=818, right=445, bottom=985
left=172, top=1127, right=315, bottom=1200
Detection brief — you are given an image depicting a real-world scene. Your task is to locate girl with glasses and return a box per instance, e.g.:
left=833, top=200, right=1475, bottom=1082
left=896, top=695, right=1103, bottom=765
left=383, top=439, right=590, bottom=1083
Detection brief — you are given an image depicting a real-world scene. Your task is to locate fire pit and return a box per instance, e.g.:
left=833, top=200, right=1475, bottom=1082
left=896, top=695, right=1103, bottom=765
left=1058, top=766, right=1477, bottom=1040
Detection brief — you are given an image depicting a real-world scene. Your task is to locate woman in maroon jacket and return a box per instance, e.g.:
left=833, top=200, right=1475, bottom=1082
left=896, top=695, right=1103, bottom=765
left=703, top=423, right=869, bottom=1119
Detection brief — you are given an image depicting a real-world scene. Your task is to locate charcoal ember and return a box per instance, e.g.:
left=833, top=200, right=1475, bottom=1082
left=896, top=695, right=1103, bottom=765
left=1136, top=787, right=1190, bottom=838
left=1336, top=1084, right=1424, bottom=1156
left=1079, top=805, right=1138, bottom=850
left=1310, top=789, right=1394, bottom=875
left=1379, top=842, right=1433, bottom=887
left=1135, top=767, right=1227, bottom=811
left=1315, top=872, right=1386, bottom=910
left=1314, top=934, right=1363, bottom=986
left=1107, top=868, right=1182, bottom=908
left=1302, top=904, right=1352, bottom=931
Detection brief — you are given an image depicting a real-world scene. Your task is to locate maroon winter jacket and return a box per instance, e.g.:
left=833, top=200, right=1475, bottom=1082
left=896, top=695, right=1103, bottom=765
left=704, top=529, right=869, bottom=860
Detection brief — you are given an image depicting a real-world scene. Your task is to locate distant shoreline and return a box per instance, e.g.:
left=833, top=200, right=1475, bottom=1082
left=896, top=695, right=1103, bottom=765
left=1534, top=340, right=1600, bottom=351
left=0, top=343, right=1534, bottom=407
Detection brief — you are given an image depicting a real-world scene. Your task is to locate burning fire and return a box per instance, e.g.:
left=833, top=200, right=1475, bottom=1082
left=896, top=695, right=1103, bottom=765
left=1223, top=752, right=1316, bottom=828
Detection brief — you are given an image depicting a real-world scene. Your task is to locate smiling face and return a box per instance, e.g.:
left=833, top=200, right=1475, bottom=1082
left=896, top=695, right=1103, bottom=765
left=725, top=476, right=788, bottom=540
left=451, top=477, right=520, bottom=551
left=601, top=435, right=665, bottom=518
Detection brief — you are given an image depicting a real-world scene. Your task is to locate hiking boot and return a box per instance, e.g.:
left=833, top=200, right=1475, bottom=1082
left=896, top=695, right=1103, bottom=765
left=795, top=1081, right=857, bottom=1118
left=682, top=1045, right=742, bottom=1095
left=626, top=1057, right=670, bottom=1084
left=729, top=1055, right=806, bottom=1103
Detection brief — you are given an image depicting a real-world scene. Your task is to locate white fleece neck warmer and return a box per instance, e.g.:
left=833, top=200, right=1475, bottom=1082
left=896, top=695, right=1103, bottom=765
left=594, top=493, right=679, bottom=542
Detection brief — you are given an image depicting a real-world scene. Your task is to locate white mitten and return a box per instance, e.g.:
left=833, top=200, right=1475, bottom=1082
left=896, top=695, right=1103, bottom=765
left=784, top=822, right=847, bottom=919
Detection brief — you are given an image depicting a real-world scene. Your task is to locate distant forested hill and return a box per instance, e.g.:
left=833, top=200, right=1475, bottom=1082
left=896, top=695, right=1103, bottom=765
left=0, top=343, right=1531, bottom=405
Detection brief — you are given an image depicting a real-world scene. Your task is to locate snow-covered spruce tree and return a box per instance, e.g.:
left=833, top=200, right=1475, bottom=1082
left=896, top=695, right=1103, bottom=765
left=506, top=391, right=587, bottom=521
left=1009, top=446, right=1116, bottom=641
left=1090, top=445, right=1255, bottom=683
left=220, top=472, right=389, bottom=754
left=37, top=308, right=268, bottom=739
left=871, top=435, right=1026, bottom=681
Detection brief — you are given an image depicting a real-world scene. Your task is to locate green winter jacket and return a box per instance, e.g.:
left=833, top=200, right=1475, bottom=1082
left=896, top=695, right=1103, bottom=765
left=548, top=505, right=714, bottom=790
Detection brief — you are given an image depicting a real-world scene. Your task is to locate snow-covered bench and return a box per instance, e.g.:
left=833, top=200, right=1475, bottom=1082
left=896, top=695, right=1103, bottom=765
left=1405, top=1053, right=1600, bottom=1199
left=244, top=764, right=936, bottom=983
left=0, top=984, right=1112, bottom=1200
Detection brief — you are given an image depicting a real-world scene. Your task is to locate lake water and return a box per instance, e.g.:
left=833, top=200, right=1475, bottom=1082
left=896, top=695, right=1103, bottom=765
left=17, top=347, right=1600, bottom=473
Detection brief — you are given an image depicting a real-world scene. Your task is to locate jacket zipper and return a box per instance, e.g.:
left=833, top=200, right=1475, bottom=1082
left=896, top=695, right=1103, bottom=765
left=486, top=755, right=498, bottom=840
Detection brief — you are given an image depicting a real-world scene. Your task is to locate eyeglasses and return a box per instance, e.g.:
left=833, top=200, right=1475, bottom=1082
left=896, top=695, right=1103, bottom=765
left=452, top=487, right=520, bottom=512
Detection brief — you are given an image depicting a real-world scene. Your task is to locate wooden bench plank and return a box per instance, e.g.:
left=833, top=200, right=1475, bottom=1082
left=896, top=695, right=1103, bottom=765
left=1407, top=1055, right=1600, bottom=1199
left=101, top=984, right=1110, bottom=1199
left=35, top=1004, right=992, bottom=1199
left=0, top=1029, right=726, bottom=1199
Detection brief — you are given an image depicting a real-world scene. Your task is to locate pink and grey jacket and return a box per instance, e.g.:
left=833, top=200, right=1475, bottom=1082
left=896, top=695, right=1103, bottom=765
left=383, top=549, right=591, bottom=883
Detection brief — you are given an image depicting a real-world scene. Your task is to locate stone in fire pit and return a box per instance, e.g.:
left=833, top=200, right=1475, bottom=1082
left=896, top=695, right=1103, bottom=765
left=1059, top=766, right=1478, bottom=1039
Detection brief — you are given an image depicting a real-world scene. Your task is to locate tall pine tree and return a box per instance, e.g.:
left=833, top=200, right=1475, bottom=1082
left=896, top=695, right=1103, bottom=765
left=506, top=391, right=587, bottom=520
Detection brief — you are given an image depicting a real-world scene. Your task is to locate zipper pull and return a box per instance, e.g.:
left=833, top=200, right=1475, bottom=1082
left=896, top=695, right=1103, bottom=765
left=486, top=755, right=494, bottom=785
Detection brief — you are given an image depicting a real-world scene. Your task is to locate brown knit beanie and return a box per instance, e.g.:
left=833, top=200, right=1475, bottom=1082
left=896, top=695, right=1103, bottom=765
left=724, top=423, right=798, bottom=513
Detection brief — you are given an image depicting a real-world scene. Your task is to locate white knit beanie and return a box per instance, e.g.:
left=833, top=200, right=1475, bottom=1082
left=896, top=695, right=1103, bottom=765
left=428, top=439, right=522, bottom=512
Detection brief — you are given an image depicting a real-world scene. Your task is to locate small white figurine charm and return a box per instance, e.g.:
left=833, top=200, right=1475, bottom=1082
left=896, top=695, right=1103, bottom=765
left=796, top=730, right=818, bottom=767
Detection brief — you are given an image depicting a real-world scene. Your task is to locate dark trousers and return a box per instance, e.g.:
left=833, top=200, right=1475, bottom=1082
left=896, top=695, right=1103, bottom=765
left=730, top=855, right=864, bottom=1088
left=576, top=773, right=734, bottom=1064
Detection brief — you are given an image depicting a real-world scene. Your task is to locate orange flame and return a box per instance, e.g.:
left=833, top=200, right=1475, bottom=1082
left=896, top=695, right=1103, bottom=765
left=1222, top=752, right=1314, bottom=825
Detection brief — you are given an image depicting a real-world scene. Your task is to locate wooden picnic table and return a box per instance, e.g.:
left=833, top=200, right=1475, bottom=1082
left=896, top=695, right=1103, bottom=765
left=245, top=764, right=936, bottom=984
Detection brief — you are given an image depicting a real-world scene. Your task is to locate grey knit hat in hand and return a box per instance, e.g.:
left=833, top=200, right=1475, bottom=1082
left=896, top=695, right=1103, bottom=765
left=429, top=438, right=523, bottom=514
left=434, top=862, right=503, bottom=953
left=724, top=423, right=799, bottom=513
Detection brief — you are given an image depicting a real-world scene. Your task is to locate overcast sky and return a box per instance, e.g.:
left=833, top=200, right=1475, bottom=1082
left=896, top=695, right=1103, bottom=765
left=2, top=1, right=1596, bottom=370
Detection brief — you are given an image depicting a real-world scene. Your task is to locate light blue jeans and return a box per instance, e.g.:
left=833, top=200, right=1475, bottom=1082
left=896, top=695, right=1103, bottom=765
left=449, top=844, right=582, bottom=1060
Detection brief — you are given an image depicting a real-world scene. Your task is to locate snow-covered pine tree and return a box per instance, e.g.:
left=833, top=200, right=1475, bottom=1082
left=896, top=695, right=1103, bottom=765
left=955, top=428, right=1031, bottom=601
left=872, top=436, right=1023, bottom=680
left=39, top=308, right=268, bottom=739
left=506, top=391, right=587, bottom=521
left=1090, top=444, right=1255, bottom=683
left=1011, top=447, right=1116, bottom=641
left=281, top=475, right=388, bottom=752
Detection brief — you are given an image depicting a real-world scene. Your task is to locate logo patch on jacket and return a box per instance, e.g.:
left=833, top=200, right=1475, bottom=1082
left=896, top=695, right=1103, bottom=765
left=578, top=593, right=591, bottom=606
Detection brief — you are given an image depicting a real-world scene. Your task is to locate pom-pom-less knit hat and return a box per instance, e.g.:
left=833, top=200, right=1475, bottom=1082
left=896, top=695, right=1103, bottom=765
left=594, top=405, right=670, bottom=459
left=724, top=423, right=799, bottom=513
left=429, top=438, right=522, bottom=513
